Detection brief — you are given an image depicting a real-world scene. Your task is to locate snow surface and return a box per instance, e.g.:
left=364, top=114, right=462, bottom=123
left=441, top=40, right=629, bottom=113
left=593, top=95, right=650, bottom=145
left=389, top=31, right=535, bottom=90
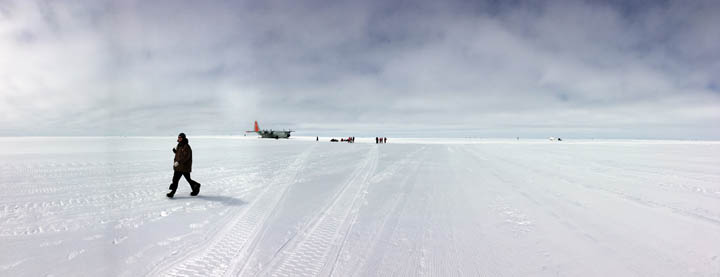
left=1, top=136, right=719, bottom=276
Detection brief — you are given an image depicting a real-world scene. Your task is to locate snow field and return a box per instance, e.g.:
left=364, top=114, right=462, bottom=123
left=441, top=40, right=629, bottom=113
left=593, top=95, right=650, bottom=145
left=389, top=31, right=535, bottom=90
left=0, top=137, right=719, bottom=276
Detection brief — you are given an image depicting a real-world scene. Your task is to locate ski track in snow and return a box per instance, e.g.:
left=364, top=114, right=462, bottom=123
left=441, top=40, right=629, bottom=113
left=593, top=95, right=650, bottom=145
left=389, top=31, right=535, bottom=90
left=1, top=138, right=720, bottom=276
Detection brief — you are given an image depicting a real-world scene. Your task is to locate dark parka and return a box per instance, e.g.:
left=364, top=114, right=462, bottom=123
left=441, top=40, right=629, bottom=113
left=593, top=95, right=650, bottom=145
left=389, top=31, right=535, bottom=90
left=173, top=140, right=193, bottom=173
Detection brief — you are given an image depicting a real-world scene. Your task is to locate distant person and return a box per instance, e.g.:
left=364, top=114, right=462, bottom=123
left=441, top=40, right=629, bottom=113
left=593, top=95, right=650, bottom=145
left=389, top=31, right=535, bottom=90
left=383, top=137, right=387, bottom=143
left=316, top=136, right=318, bottom=141
left=375, top=137, right=378, bottom=144
left=167, top=133, right=201, bottom=198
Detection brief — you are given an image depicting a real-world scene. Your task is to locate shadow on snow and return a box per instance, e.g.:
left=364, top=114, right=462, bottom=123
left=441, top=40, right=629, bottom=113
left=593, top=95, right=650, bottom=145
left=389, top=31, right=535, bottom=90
left=168, top=194, right=247, bottom=206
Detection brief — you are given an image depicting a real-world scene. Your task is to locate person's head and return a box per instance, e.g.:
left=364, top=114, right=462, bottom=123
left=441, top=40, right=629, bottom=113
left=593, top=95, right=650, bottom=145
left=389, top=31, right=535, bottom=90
left=177, top=133, right=186, bottom=143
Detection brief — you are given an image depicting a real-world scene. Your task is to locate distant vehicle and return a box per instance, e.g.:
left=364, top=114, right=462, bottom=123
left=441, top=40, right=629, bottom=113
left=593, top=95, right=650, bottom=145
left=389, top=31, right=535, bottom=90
left=549, top=137, right=562, bottom=141
left=246, top=121, right=293, bottom=139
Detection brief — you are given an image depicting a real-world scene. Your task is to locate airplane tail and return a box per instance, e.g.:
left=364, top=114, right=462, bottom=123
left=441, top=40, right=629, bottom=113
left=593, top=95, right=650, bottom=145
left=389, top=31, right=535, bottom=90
left=246, top=121, right=260, bottom=133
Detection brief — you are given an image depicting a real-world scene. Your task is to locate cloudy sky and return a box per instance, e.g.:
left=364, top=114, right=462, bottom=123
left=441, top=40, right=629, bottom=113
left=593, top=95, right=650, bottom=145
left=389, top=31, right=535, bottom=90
left=1, top=0, right=718, bottom=138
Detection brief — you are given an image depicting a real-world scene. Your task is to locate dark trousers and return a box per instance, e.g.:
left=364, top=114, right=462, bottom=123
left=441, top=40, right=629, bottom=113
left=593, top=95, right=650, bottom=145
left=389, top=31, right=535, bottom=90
left=169, top=171, right=199, bottom=192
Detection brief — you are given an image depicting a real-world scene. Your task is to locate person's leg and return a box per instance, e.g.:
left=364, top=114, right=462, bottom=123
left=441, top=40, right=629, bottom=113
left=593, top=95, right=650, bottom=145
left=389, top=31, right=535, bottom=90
left=182, top=172, right=193, bottom=189
left=182, top=172, right=201, bottom=196
left=170, top=171, right=182, bottom=190
left=167, top=171, right=182, bottom=197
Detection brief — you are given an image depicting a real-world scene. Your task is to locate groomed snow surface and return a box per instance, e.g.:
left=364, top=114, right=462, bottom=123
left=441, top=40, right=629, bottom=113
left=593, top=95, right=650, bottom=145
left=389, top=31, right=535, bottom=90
left=1, top=137, right=719, bottom=276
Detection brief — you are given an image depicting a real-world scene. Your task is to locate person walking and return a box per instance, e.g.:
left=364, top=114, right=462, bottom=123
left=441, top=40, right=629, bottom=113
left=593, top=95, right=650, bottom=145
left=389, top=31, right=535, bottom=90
left=167, top=133, right=201, bottom=198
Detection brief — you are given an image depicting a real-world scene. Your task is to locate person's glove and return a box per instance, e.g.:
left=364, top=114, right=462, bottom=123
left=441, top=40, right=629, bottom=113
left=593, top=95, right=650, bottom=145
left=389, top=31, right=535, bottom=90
left=174, top=161, right=179, bottom=167
left=172, top=148, right=177, bottom=153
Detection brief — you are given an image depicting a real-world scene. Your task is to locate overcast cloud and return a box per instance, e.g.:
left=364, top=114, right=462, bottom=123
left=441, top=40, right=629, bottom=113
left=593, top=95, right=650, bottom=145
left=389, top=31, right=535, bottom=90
left=1, top=0, right=719, bottom=138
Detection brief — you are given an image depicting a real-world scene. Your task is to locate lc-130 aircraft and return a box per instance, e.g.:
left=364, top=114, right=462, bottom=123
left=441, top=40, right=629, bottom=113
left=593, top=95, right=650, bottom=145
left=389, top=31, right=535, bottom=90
left=246, top=121, right=293, bottom=139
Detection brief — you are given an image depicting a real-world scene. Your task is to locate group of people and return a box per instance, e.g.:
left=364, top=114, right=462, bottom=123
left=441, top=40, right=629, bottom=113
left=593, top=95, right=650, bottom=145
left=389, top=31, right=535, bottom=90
left=375, top=137, right=387, bottom=144
left=329, top=136, right=355, bottom=143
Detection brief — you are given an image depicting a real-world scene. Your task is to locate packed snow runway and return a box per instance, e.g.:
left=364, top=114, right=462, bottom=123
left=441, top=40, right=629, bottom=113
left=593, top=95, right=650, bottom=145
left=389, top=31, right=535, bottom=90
left=1, top=137, right=719, bottom=276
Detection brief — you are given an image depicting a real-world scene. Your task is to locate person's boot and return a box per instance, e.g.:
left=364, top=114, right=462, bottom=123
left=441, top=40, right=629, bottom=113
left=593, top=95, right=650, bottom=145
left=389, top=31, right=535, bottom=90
left=191, top=183, right=201, bottom=196
left=166, top=191, right=175, bottom=198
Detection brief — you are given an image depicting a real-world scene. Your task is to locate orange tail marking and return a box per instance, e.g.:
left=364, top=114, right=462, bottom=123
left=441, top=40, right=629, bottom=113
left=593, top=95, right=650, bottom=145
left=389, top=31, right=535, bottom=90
left=254, top=121, right=260, bottom=132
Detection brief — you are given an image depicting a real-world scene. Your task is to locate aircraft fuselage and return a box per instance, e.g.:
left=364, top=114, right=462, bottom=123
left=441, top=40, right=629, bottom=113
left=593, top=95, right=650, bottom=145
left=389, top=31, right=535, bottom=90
left=257, top=130, right=292, bottom=139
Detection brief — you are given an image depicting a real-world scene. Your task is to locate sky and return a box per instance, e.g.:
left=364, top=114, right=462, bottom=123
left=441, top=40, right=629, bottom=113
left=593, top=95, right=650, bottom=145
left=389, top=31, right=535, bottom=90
left=1, top=0, right=719, bottom=139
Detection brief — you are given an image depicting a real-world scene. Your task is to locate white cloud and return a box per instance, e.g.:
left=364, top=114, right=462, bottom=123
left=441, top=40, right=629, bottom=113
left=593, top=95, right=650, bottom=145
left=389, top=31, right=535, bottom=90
left=0, top=0, right=718, bottom=138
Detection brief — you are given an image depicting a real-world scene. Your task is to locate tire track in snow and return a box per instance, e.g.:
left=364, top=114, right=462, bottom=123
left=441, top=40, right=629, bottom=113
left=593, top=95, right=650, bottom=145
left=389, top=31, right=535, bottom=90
left=261, top=145, right=379, bottom=277
left=1, top=171, right=257, bottom=237
left=343, top=146, right=427, bottom=276
left=1, top=165, right=188, bottom=231
left=239, top=145, right=425, bottom=276
left=481, top=146, right=720, bottom=227
left=464, top=145, right=699, bottom=275
left=148, top=145, right=316, bottom=277
left=458, top=145, right=550, bottom=275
